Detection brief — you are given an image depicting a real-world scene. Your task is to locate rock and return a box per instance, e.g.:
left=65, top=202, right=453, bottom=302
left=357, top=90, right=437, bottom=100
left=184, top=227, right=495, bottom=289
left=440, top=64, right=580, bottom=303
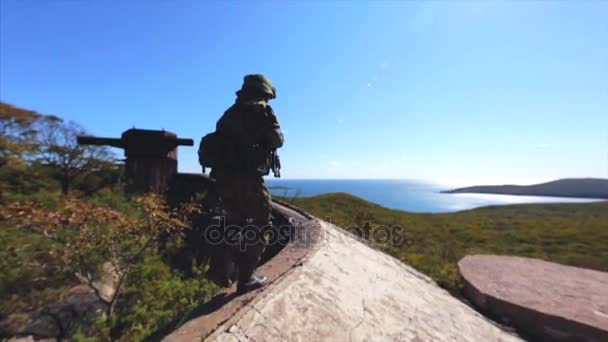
left=5, top=336, right=36, bottom=342
left=5, top=336, right=56, bottom=342
left=1, top=261, right=119, bottom=339
left=459, top=255, right=608, bottom=342
left=92, top=262, right=120, bottom=302
left=0, top=286, right=107, bottom=340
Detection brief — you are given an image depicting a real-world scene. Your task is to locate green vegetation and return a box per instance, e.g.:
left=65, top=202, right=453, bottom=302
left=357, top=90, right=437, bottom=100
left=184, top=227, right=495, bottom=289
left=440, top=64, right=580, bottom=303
left=290, top=193, right=608, bottom=294
left=1, top=187, right=218, bottom=341
left=1, top=103, right=219, bottom=341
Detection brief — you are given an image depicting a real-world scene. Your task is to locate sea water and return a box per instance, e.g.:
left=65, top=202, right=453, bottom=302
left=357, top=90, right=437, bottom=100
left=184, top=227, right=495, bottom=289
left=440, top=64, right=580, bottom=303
left=265, top=179, right=601, bottom=213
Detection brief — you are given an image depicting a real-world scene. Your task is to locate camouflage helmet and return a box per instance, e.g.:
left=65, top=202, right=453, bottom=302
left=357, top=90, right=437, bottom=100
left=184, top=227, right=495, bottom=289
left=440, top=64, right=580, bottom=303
left=238, top=74, right=276, bottom=99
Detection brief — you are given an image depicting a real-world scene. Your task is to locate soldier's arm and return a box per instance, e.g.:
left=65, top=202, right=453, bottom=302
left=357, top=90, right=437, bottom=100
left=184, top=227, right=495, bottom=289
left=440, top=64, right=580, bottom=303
left=261, top=106, right=284, bottom=149
left=215, top=112, right=228, bottom=134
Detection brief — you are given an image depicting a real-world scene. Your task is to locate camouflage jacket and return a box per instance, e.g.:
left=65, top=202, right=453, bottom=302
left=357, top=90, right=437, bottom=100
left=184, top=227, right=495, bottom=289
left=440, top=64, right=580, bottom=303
left=215, top=99, right=283, bottom=173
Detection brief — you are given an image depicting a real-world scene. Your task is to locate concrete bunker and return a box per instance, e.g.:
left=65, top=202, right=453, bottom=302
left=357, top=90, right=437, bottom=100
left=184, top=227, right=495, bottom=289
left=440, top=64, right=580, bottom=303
left=77, top=128, right=298, bottom=274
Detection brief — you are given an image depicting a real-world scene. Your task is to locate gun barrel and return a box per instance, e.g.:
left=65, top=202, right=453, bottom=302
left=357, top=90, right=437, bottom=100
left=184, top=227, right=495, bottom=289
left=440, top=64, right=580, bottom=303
left=176, top=138, right=194, bottom=146
left=77, top=136, right=125, bottom=148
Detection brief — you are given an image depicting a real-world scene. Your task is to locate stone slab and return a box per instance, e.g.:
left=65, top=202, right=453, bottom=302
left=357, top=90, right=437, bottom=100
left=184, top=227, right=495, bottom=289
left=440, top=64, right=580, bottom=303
left=459, top=255, right=608, bottom=342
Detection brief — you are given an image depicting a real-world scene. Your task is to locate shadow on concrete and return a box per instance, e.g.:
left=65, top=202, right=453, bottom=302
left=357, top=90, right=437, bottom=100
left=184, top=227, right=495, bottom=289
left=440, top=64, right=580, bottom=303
left=144, top=201, right=321, bottom=342
left=144, top=291, right=240, bottom=342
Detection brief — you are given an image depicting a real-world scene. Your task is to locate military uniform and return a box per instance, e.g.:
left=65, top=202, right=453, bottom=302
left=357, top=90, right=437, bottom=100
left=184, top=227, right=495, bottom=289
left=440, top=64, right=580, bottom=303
left=206, top=74, right=283, bottom=292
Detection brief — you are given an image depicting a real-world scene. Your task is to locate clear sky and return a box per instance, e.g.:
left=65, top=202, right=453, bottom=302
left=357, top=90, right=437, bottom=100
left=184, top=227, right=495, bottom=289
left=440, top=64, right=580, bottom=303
left=1, top=1, right=607, bottom=185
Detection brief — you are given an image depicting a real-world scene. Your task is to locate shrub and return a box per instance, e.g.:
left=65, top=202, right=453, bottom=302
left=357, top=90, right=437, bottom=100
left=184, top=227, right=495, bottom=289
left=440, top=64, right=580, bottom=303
left=1, top=192, right=218, bottom=340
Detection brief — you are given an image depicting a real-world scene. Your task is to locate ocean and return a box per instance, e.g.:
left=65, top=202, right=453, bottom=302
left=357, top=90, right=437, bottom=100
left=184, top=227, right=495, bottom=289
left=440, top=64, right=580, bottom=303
left=265, top=179, right=601, bottom=213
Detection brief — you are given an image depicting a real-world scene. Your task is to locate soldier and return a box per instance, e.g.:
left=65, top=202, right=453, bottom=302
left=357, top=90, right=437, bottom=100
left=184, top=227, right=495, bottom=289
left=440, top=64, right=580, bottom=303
left=203, top=74, right=284, bottom=293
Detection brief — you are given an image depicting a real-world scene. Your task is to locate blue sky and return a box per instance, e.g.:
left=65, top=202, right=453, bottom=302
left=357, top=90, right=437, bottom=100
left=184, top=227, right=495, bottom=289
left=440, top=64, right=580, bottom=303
left=1, top=1, right=607, bottom=185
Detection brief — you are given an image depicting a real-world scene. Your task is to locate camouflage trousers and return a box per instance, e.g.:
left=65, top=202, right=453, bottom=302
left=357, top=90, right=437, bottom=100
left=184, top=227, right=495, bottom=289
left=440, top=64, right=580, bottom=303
left=208, top=169, right=272, bottom=286
left=213, top=169, right=272, bottom=225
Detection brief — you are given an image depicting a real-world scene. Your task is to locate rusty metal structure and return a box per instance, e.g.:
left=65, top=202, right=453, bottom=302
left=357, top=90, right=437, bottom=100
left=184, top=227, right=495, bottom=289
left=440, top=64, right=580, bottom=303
left=78, top=128, right=194, bottom=193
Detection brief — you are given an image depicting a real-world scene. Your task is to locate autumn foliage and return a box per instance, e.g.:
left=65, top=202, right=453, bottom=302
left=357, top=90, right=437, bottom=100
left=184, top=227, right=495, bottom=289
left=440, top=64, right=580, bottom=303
left=1, top=191, right=217, bottom=340
left=1, top=102, right=217, bottom=340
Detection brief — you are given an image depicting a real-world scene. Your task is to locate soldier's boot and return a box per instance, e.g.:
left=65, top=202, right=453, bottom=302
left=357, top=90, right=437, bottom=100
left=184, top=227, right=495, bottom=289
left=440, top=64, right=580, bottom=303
left=236, top=235, right=266, bottom=293
left=237, top=273, right=268, bottom=294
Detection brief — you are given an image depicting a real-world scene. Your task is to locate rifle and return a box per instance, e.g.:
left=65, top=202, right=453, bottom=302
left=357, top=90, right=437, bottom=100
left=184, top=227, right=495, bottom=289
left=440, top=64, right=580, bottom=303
left=270, top=149, right=281, bottom=178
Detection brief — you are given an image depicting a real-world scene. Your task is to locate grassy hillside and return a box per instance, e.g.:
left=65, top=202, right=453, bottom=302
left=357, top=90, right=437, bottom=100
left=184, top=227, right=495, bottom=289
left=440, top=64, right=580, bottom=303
left=288, top=193, right=608, bottom=294
left=443, top=178, right=608, bottom=199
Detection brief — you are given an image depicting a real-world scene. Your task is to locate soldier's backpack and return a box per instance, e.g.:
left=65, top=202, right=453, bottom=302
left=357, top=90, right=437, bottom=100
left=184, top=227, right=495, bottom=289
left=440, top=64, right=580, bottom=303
left=198, top=132, right=225, bottom=172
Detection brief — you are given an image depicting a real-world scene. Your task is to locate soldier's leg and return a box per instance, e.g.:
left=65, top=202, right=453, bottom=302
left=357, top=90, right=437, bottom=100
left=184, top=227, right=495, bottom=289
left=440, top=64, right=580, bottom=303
left=236, top=234, right=265, bottom=288
left=207, top=171, right=243, bottom=287
left=236, top=179, right=272, bottom=290
left=205, top=217, right=234, bottom=287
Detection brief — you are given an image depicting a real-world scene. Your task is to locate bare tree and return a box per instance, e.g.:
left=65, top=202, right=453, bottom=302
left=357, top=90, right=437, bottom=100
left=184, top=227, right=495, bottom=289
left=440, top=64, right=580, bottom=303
left=36, top=119, right=114, bottom=194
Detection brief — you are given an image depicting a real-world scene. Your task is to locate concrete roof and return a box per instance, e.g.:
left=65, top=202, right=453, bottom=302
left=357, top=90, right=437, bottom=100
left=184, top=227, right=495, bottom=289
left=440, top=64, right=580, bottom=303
left=202, top=221, right=521, bottom=342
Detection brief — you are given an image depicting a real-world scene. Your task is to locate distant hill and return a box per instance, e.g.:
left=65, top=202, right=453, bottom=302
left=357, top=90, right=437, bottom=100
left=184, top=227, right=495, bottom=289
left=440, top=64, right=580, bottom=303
left=442, top=178, right=608, bottom=199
